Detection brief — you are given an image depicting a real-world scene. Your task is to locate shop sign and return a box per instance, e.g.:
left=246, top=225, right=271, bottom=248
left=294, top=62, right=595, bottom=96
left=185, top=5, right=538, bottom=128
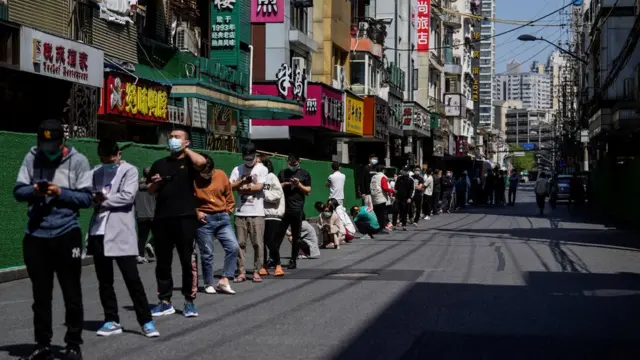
left=168, top=105, right=186, bottom=125
left=20, top=27, right=104, bottom=88
left=456, top=136, right=469, bottom=156
left=374, top=100, right=389, bottom=140
left=345, top=94, right=364, bottom=136
left=275, top=63, right=307, bottom=101
left=251, top=0, right=284, bottom=23
left=187, top=98, right=208, bottom=128
left=212, top=15, right=237, bottom=48
left=472, top=79, right=479, bottom=102
left=100, top=74, right=169, bottom=122
left=402, top=104, right=430, bottom=132
left=416, top=0, right=431, bottom=52
left=210, top=0, right=239, bottom=65
left=322, top=93, right=343, bottom=122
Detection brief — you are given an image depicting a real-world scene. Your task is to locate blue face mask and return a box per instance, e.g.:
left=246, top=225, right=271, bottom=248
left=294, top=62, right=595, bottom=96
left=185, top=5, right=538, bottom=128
left=323, top=212, right=332, bottom=218
left=168, top=138, right=183, bottom=153
left=370, top=159, right=378, bottom=165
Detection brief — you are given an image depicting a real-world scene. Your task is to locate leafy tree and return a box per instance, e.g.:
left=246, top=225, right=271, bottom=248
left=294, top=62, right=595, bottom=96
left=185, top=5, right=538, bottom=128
left=509, top=145, right=535, bottom=171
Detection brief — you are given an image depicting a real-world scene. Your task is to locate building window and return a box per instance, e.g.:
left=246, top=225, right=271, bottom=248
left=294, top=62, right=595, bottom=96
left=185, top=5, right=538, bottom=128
left=290, top=1, right=308, bottom=33
left=350, top=52, right=366, bottom=85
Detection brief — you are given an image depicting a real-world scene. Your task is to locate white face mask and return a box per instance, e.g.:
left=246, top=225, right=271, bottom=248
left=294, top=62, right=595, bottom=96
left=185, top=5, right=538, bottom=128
left=168, top=138, right=183, bottom=153
left=370, top=159, right=378, bottom=165
left=244, top=158, right=256, bottom=167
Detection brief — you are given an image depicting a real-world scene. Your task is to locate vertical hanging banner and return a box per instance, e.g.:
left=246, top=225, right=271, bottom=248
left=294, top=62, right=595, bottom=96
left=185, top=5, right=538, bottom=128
left=416, top=0, right=431, bottom=52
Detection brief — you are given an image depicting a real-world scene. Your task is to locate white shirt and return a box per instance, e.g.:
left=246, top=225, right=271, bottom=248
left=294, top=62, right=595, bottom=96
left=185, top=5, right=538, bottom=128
left=229, top=163, right=268, bottom=216
left=327, top=171, right=346, bottom=200
left=90, top=164, right=121, bottom=236
left=423, top=175, right=434, bottom=196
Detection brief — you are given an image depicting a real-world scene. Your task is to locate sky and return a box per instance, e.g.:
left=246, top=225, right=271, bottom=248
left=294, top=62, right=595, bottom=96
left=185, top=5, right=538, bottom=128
left=494, top=0, right=573, bottom=73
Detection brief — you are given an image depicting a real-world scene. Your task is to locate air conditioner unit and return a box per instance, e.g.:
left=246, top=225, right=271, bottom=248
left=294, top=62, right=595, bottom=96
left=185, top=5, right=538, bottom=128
left=333, top=65, right=345, bottom=90
left=292, top=57, right=306, bottom=74
left=176, top=22, right=200, bottom=56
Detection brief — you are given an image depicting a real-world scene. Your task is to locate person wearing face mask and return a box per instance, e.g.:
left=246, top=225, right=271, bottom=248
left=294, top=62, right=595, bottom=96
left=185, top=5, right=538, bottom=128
left=193, top=154, right=238, bottom=294
left=135, top=167, right=156, bottom=264
left=147, top=129, right=207, bottom=318
left=14, top=119, right=93, bottom=360
left=275, top=153, right=312, bottom=269
left=392, top=166, right=415, bottom=231
left=358, top=154, right=379, bottom=208
left=318, top=203, right=345, bottom=249
left=229, top=142, right=268, bottom=283
left=440, top=170, right=455, bottom=213
left=87, top=140, right=159, bottom=339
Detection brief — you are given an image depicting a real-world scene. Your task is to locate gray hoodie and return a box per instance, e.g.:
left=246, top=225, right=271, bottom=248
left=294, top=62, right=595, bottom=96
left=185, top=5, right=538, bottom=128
left=14, top=146, right=93, bottom=238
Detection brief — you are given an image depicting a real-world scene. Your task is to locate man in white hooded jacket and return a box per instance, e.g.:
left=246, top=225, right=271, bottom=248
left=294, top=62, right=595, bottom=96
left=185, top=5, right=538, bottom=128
left=259, top=157, right=286, bottom=277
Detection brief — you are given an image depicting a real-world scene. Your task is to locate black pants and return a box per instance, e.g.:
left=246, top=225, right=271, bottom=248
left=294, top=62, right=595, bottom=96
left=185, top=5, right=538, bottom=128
left=372, top=203, right=387, bottom=230
left=508, top=188, right=517, bottom=204
left=536, top=194, right=546, bottom=213
left=393, top=199, right=410, bottom=226
left=456, top=191, right=466, bottom=209
left=274, top=211, right=303, bottom=264
left=89, top=236, right=152, bottom=326
left=412, top=193, right=423, bottom=222
left=495, top=188, right=505, bottom=204
left=355, top=220, right=378, bottom=236
left=137, top=218, right=152, bottom=257
left=264, top=219, right=282, bottom=265
left=23, top=228, right=83, bottom=347
left=432, top=191, right=440, bottom=213
left=423, top=194, right=433, bottom=216
left=152, top=216, right=198, bottom=302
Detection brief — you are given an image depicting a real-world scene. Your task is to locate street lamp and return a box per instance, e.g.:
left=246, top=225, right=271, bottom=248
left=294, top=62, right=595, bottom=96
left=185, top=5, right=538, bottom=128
left=517, top=34, right=587, bottom=65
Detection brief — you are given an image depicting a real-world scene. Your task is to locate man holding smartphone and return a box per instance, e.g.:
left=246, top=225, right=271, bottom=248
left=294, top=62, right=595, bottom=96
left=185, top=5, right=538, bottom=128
left=147, top=129, right=207, bottom=318
left=14, top=119, right=93, bottom=360
left=276, top=154, right=312, bottom=270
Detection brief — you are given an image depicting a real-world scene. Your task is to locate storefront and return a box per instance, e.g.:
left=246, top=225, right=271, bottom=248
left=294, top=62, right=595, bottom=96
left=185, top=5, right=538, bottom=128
left=351, top=95, right=387, bottom=164
left=251, top=81, right=345, bottom=160
left=97, top=71, right=171, bottom=143
left=0, top=24, right=104, bottom=135
left=402, top=102, right=431, bottom=166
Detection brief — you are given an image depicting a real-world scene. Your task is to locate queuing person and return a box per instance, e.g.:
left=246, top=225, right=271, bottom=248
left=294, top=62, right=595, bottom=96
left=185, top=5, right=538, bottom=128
left=276, top=154, right=312, bottom=269
left=193, top=154, right=239, bottom=294
left=135, top=167, right=155, bottom=264
left=534, top=173, right=549, bottom=216
left=229, top=142, right=268, bottom=283
left=463, top=170, right=471, bottom=205
left=261, top=157, right=286, bottom=276
left=87, top=140, right=158, bottom=338
left=441, top=170, right=455, bottom=212
left=410, top=166, right=425, bottom=224
left=370, top=165, right=394, bottom=233
left=508, top=170, right=520, bottom=205
left=358, top=154, right=379, bottom=207
left=326, top=161, right=346, bottom=205
left=286, top=213, right=320, bottom=259
left=432, top=169, right=442, bottom=215
left=455, top=174, right=468, bottom=210
left=14, top=119, right=93, bottom=360
left=318, top=203, right=345, bottom=249
left=147, top=129, right=207, bottom=318
left=485, top=169, right=496, bottom=205
left=387, top=171, right=398, bottom=226
left=350, top=205, right=380, bottom=239
left=329, top=198, right=356, bottom=242
left=423, top=169, right=434, bottom=220
left=393, top=166, right=415, bottom=231
left=549, top=173, right=560, bottom=209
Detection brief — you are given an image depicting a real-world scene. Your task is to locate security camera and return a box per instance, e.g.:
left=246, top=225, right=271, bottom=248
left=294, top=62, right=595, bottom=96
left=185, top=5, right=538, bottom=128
left=376, top=17, right=393, bottom=25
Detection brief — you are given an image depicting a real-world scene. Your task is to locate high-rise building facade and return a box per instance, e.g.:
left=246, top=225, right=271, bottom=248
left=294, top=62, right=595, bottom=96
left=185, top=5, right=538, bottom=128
left=478, top=0, right=495, bottom=127
left=495, top=72, right=552, bottom=110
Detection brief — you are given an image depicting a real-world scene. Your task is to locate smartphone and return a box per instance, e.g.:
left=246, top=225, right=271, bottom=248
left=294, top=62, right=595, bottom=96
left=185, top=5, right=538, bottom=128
left=36, top=180, right=49, bottom=193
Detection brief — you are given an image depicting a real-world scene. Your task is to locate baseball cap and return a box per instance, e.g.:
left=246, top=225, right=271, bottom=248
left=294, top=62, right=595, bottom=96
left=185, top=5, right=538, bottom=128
left=37, top=119, right=65, bottom=153
left=288, top=153, right=300, bottom=162
left=242, top=142, right=257, bottom=161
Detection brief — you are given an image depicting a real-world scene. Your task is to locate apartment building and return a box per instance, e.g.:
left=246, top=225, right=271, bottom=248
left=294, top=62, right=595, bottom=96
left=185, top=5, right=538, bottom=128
left=478, top=0, right=495, bottom=128
left=495, top=71, right=552, bottom=110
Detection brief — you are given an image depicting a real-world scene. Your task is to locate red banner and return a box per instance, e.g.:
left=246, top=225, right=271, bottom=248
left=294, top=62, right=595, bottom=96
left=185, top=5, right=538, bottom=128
left=98, top=73, right=171, bottom=123
left=416, top=0, right=431, bottom=53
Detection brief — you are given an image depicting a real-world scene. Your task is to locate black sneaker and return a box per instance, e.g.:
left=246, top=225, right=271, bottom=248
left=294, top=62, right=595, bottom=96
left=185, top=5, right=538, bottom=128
left=19, top=347, right=52, bottom=360
left=64, top=346, right=82, bottom=360
left=286, top=261, right=297, bottom=270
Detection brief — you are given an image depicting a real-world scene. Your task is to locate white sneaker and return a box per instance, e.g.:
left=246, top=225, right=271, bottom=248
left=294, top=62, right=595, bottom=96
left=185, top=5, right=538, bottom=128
left=424, top=216, right=431, bottom=220
left=204, top=286, right=217, bottom=294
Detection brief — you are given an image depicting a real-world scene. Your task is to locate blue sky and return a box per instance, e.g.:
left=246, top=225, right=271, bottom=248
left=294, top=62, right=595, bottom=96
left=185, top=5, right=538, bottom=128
left=494, top=0, right=572, bottom=73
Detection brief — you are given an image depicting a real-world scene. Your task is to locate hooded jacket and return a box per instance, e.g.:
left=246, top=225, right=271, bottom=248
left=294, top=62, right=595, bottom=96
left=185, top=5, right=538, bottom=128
left=14, top=146, right=93, bottom=238
left=263, top=172, right=285, bottom=219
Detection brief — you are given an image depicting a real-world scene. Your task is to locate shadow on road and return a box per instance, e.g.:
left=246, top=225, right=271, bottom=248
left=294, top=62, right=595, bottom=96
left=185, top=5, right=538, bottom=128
left=329, top=272, right=640, bottom=360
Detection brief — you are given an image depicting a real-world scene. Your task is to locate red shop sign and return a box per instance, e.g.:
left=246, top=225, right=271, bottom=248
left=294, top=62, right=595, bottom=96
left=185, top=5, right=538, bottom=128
left=99, top=74, right=171, bottom=122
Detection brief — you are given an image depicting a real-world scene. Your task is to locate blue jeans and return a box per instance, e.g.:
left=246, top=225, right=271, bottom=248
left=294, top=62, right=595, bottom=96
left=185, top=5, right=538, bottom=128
left=195, top=212, right=239, bottom=284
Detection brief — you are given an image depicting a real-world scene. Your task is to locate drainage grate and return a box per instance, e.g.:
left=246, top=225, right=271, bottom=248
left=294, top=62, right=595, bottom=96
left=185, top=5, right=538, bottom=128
left=327, top=272, right=380, bottom=278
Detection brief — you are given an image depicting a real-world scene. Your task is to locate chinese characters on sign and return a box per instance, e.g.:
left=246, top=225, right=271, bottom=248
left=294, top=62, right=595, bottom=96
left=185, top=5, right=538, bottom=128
left=251, top=0, right=285, bottom=23
left=214, top=0, right=236, bottom=10
left=275, top=63, right=307, bottom=101
left=33, top=40, right=89, bottom=82
left=416, top=0, right=431, bottom=52
left=345, top=95, right=364, bottom=136
left=103, top=75, right=169, bottom=122
left=212, top=15, right=236, bottom=48
left=323, top=94, right=344, bottom=122
left=306, top=98, right=317, bottom=113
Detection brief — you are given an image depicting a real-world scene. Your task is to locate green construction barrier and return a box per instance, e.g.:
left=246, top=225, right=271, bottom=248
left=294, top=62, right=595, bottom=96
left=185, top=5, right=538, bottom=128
left=0, top=131, right=359, bottom=270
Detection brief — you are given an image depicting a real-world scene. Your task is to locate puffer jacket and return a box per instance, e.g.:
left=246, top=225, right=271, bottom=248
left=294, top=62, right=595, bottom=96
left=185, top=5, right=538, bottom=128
left=264, top=172, right=285, bottom=219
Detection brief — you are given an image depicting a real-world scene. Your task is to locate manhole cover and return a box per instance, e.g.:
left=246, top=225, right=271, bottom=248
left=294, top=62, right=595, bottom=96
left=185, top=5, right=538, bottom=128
left=328, top=272, right=380, bottom=278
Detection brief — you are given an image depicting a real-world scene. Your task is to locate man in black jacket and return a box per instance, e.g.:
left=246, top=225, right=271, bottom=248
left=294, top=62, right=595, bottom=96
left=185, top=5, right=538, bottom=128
left=441, top=170, right=455, bottom=212
left=432, top=169, right=442, bottom=215
left=392, top=166, right=415, bottom=231
left=358, top=154, right=379, bottom=207
left=410, top=166, right=424, bottom=224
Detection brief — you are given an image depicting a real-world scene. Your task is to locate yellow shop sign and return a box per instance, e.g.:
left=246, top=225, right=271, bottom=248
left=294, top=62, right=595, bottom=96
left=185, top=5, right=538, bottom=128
left=345, top=94, right=364, bottom=136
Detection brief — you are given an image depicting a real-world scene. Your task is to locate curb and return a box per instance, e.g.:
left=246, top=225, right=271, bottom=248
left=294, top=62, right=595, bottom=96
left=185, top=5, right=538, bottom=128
left=0, top=257, right=95, bottom=284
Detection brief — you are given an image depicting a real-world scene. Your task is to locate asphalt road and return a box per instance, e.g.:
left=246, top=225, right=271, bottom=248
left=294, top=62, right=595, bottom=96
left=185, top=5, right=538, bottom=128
left=1, top=185, right=639, bottom=360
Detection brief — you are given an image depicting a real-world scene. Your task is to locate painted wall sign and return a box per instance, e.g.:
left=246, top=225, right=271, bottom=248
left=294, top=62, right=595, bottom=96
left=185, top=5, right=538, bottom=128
left=345, top=94, right=364, bottom=136
left=20, top=27, right=104, bottom=87
left=212, top=15, right=237, bottom=48
left=99, top=73, right=169, bottom=122
left=210, top=0, right=240, bottom=65
left=252, top=83, right=343, bottom=131
left=251, top=0, right=284, bottom=23
left=214, top=0, right=236, bottom=10
left=416, top=0, right=431, bottom=52
left=275, top=63, right=307, bottom=101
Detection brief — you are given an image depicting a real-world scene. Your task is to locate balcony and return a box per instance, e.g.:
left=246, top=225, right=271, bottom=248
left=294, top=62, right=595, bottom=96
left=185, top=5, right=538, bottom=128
left=428, top=96, right=446, bottom=115
left=443, top=12, right=462, bottom=29
left=445, top=63, right=462, bottom=74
